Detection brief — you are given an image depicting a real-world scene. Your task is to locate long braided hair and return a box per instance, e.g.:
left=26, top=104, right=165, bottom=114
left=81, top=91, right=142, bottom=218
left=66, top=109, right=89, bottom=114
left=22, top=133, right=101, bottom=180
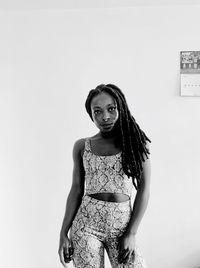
left=85, top=84, right=151, bottom=190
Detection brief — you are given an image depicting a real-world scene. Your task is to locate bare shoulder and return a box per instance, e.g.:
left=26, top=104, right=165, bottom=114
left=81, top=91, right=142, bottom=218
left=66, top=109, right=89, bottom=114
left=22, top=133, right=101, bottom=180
left=142, top=141, right=151, bottom=168
left=144, top=140, right=151, bottom=158
left=89, top=133, right=100, bottom=141
left=142, top=140, right=151, bottom=169
left=72, top=138, right=86, bottom=159
left=145, top=140, right=151, bottom=150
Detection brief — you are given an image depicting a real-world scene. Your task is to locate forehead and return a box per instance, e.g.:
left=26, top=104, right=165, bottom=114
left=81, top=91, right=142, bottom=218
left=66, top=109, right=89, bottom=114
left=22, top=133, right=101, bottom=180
left=90, top=92, right=116, bottom=108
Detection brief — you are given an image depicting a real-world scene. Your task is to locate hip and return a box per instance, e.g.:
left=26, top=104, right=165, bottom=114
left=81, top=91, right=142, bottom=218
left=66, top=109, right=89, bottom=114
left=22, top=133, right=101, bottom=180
left=71, top=195, right=132, bottom=235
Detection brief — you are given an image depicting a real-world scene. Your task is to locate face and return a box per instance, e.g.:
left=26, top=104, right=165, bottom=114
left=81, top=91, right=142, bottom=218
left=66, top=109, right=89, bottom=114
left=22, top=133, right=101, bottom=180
left=90, top=92, right=119, bottom=133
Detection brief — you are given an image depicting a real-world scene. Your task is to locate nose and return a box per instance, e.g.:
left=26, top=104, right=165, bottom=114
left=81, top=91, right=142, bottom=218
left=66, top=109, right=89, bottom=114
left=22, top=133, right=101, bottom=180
left=102, top=111, right=110, bottom=121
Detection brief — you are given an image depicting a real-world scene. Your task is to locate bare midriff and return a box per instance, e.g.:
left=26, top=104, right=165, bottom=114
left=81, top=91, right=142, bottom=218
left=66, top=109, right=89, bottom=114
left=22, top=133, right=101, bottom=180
left=87, top=193, right=130, bottom=202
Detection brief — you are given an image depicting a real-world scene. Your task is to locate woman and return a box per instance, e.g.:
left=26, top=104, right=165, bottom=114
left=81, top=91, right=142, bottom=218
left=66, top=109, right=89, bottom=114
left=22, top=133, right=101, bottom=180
left=58, top=84, right=151, bottom=267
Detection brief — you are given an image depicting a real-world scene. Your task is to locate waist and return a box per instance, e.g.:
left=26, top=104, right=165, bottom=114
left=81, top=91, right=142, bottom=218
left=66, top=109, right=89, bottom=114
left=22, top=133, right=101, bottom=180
left=86, top=193, right=130, bottom=203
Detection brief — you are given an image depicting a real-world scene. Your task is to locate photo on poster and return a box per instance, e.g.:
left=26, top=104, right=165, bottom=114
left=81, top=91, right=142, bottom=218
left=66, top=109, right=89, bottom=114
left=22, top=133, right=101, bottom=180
left=180, top=51, right=200, bottom=74
left=180, top=51, right=200, bottom=96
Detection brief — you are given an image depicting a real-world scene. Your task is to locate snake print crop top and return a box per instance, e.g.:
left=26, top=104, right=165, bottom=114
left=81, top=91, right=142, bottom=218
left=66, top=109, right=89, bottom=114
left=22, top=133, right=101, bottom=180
left=83, top=138, right=133, bottom=198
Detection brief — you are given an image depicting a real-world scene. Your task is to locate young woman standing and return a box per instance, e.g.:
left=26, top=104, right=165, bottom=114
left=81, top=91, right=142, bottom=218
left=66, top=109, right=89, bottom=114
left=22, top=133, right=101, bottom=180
left=58, top=84, right=151, bottom=267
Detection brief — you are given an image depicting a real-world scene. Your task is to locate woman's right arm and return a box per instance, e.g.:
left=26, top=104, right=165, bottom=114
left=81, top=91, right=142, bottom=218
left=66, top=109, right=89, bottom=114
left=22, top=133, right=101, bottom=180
left=58, top=138, right=85, bottom=266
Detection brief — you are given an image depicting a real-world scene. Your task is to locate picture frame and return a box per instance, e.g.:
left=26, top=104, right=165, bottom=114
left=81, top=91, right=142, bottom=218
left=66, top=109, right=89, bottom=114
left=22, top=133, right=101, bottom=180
left=180, top=51, right=200, bottom=96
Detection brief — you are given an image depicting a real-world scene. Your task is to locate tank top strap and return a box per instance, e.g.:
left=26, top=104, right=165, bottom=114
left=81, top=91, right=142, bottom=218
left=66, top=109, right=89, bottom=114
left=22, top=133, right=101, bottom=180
left=84, top=138, right=91, bottom=152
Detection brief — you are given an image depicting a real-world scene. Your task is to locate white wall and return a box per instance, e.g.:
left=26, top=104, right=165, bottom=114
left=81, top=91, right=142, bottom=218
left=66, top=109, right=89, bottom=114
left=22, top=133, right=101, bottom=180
left=1, top=5, right=200, bottom=268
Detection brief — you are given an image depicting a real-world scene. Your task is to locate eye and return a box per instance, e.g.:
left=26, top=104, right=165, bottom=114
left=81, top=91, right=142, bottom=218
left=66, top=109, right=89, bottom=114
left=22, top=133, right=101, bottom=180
left=94, top=110, right=101, bottom=115
left=108, top=106, right=116, bottom=112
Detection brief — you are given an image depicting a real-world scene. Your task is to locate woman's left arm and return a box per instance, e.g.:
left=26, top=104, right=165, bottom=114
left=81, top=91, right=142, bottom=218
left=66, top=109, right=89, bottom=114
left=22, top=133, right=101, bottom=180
left=118, top=142, right=151, bottom=264
left=126, top=142, right=151, bottom=235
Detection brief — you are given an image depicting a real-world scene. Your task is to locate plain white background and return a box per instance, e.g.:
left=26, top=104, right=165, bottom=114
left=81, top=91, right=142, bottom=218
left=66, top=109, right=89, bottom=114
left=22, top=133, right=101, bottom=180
left=1, top=2, right=200, bottom=268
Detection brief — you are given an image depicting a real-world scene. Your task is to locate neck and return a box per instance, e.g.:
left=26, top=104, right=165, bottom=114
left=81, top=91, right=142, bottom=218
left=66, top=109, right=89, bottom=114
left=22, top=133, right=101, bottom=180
left=99, top=124, right=121, bottom=140
left=100, top=130, right=115, bottom=139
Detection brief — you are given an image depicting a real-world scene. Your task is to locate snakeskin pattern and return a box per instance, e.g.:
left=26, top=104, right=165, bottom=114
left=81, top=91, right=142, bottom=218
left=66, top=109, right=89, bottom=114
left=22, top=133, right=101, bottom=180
left=70, top=195, right=147, bottom=267
left=83, top=138, right=133, bottom=197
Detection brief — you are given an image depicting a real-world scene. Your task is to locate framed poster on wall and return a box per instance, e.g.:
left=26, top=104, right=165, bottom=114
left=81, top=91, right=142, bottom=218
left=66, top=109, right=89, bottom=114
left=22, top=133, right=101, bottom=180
left=180, top=51, right=200, bottom=96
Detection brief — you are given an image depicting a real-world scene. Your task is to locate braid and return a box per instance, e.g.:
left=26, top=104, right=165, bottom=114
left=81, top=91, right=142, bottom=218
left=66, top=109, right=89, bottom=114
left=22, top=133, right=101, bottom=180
left=85, top=83, right=151, bottom=190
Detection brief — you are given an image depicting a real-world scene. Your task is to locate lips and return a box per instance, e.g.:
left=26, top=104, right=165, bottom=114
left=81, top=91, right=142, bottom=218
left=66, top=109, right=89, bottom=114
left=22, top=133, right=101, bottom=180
left=101, top=123, right=113, bottom=127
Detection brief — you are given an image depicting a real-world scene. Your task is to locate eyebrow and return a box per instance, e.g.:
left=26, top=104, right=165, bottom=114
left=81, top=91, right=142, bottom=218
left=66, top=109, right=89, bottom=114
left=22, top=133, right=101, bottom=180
left=92, top=106, right=101, bottom=109
left=92, top=103, right=116, bottom=109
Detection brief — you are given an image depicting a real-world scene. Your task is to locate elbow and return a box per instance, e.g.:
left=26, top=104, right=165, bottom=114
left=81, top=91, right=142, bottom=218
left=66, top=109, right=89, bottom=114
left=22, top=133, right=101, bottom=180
left=70, top=184, right=84, bottom=198
left=137, top=183, right=150, bottom=200
left=137, top=188, right=150, bottom=208
left=67, top=188, right=83, bottom=206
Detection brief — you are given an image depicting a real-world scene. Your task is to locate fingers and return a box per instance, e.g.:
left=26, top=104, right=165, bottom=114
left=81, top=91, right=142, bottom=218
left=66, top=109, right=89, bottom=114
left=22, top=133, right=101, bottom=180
left=118, top=248, right=131, bottom=264
left=119, top=250, right=135, bottom=264
left=58, top=239, right=74, bottom=267
left=117, top=235, right=136, bottom=264
left=58, top=247, right=68, bottom=267
left=63, top=246, right=74, bottom=263
left=118, top=243, right=135, bottom=264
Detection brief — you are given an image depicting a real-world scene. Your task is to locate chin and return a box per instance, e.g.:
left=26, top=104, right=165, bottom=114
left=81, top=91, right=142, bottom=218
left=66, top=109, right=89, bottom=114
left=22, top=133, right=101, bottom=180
left=101, top=126, right=115, bottom=133
left=101, top=129, right=112, bottom=133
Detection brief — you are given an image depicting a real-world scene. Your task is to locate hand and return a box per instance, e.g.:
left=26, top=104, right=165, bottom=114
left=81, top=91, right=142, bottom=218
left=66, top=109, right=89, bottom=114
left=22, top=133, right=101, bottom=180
left=117, top=231, right=136, bottom=264
left=58, top=234, right=74, bottom=267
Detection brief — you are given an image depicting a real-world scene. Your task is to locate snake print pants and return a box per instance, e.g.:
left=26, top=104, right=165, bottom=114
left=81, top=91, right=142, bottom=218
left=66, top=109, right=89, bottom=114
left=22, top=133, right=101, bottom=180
left=70, top=195, right=147, bottom=268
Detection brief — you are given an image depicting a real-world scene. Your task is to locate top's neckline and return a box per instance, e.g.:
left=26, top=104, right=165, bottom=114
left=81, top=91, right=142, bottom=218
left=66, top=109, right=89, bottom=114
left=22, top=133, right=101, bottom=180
left=88, top=138, right=122, bottom=157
